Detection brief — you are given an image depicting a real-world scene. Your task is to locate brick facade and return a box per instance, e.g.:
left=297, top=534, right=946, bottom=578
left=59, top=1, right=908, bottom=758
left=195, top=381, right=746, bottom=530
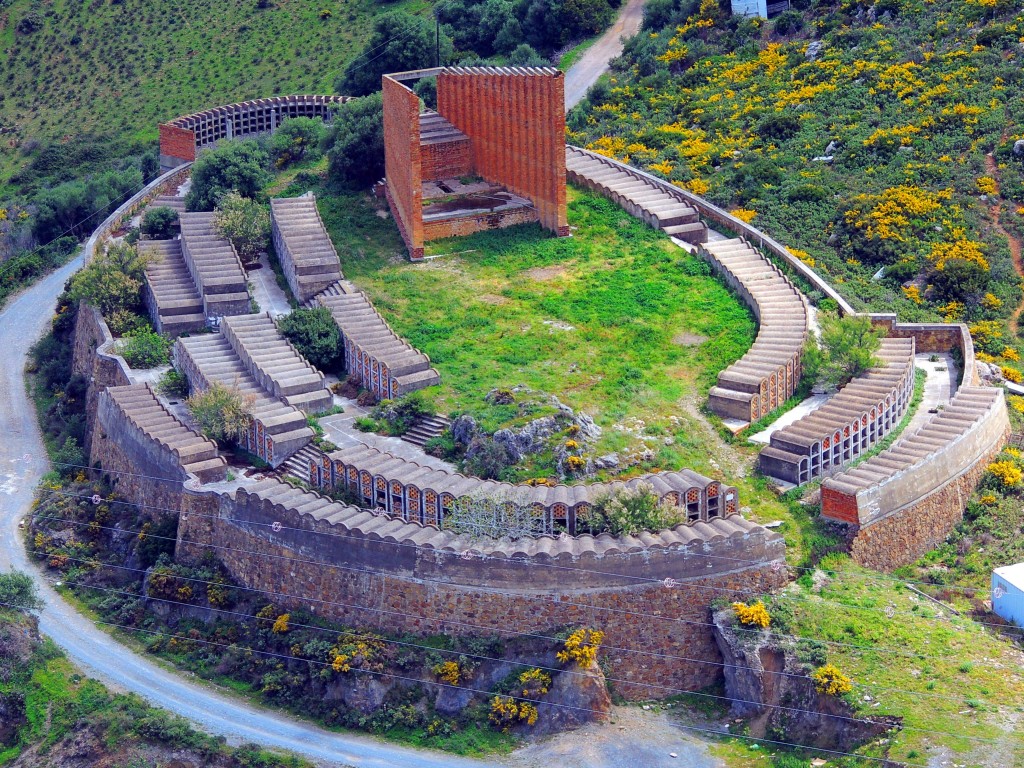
left=421, top=136, right=472, bottom=181
left=158, top=124, right=196, bottom=168
left=421, top=205, right=540, bottom=241
left=383, top=77, right=425, bottom=260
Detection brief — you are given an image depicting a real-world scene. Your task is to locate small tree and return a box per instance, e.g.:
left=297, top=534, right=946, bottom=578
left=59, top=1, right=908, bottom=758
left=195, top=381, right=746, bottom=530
left=66, top=241, right=149, bottom=317
left=187, top=381, right=254, bottom=444
left=802, top=314, right=883, bottom=389
left=185, top=140, right=271, bottom=212
left=589, top=481, right=684, bottom=536
left=213, top=192, right=271, bottom=266
left=325, top=93, right=385, bottom=188
left=140, top=206, right=179, bottom=239
left=270, top=117, right=326, bottom=168
left=443, top=489, right=540, bottom=540
left=0, top=571, right=43, bottom=613
left=277, top=306, right=341, bottom=370
left=118, top=330, right=172, bottom=368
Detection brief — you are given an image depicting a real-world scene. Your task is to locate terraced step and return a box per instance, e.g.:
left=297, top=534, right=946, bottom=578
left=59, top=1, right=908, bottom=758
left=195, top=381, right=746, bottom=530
left=140, top=239, right=206, bottom=337
left=270, top=195, right=344, bottom=303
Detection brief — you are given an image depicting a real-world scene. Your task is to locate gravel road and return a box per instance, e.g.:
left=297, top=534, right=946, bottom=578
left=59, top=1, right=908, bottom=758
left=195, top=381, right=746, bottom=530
left=563, top=0, right=647, bottom=109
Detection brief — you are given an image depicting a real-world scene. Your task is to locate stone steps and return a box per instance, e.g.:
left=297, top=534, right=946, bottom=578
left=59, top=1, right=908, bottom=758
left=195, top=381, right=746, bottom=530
left=140, top=239, right=206, bottom=337
left=179, top=211, right=251, bottom=318
left=270, top=195, right=344, bottom=303
left=401, top=414, right=450, bottom=447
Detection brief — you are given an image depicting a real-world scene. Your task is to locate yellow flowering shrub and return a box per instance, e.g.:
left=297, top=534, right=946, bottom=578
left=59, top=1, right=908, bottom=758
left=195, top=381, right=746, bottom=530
left=519, top=667, right=552, bottom=698
left=732, top=208, right=757, bottom=223
left=1001, top=346, right=1019, bottom=361
left=902, top=285, right=923, bottom=304
left=979, top=493, right=998, bottom=506
left=929, top=240, right=989, bottom=271
left=557, top=628, right=605, bottom=667
left=1002, top=366, right=1022, bottom=384
left=564, top=439, right=581, bottom=450
left=988, top=460, right=1022, bottom=488
left=813, top=664, right=853, bottom=696
left=843, top=186, right=947, bottom=242
left=983, top=293, right=1004, bottom=311
left=1005, top=447, right=1022, bottom=458
left=1008, top=395, right=1024, bottom=414
left=565, top=455, right=586, bottom=471
left=489, top=696, right=538, bottom=731
left=939, top=301, right=965, bottom=322
left=970, top=320, right=1003, bottom=352
left=272, top=613, right=290, bottom=634
left=433, top=660, right=462, bottom=685
left=732, top=600, right=770, bottom=628
left=976, top=176, right=998, bottom=195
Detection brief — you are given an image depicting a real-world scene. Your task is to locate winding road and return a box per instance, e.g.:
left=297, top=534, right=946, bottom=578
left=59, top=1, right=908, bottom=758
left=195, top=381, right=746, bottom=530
left=0, top=9, right=652, bottom=767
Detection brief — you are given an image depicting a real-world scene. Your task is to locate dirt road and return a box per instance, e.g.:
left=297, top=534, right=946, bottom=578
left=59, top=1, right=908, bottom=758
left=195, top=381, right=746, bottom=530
left=563, top=0, right=647, bottom=109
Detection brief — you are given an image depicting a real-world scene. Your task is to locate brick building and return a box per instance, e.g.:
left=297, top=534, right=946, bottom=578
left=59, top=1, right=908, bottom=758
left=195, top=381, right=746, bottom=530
left=383, top=67, right=569, bottom=260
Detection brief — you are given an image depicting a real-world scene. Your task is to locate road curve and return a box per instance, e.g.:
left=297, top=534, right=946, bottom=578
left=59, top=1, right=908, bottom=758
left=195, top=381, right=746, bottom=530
left=0, top=260, right=490, bottom=768
left=563, top=0, right=647, bottom=109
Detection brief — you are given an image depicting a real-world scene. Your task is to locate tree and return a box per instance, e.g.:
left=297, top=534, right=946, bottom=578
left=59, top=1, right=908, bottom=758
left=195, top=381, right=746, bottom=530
left=325, top=94, right=386, bottom=188
left=213, top=192, right=270, bottom=266
left=186, top=382, right=254, bottom=444
left=336, top=12, right=453, bottom=96
left=443, top=489, right=541, bottom=540
left=140, top=206, right=179, bottom=239
left=277, top=307, right=341, bottom=370
left=0, top=571, right=43, bottom=613
left=66, top=241, right=148, bottom=317
left=803, top=314, right=884, bottom=389
left=185, top=140, right=271, bottom=212
left=270, top=117, right=327, bottom=168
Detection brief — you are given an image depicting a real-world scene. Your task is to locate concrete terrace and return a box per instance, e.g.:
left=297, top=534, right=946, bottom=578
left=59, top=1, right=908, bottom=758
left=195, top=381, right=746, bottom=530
left=269, top=195, right=344, bottom=303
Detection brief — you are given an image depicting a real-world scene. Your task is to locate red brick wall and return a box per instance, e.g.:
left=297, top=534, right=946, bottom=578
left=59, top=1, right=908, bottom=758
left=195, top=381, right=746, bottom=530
left=159, top=124, right=196, bottom=163
left=423, top=205, right=540, bottom=241
left=421, top=137, right=472, bottom=181
left=437, top=69, right=569, bottom=237
left=819, top=486, right=859, bottom=525
left=383, top=77, right=424, bottom=258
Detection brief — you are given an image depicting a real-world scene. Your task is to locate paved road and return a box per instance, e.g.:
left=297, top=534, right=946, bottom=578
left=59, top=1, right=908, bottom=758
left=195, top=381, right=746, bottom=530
left=564, top=0, right=647, bottom=109
left=0, top=259, right=490, bottom=768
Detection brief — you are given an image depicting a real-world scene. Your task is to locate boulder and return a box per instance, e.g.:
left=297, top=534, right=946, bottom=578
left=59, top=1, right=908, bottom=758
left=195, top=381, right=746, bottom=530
left=594, top=453, right=620, bottom=470
left=533, top=660, right=611, bottom=735
left=451, top=414, right=479, bottom=446
left=805, top=41, right=825, bottom=61
left=1013, top=139, right=1024, bottom=157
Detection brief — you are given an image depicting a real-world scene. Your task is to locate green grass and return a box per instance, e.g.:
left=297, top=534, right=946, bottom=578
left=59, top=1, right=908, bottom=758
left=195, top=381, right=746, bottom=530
left=321, top=185, right=756, bottom=477
left=0, top=0, right=434, bottom=191
left=559, top=34, right=601, bottom=70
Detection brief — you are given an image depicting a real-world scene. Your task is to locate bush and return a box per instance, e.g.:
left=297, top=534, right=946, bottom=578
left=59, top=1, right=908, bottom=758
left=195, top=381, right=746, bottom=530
left=556, top=628, right=604, bottom=667
left=802, top=314, right=883, bottom=389
left=185, top=140, right=271, bottom=211
left=66, top=242, right=148, bottom=317
left=325, top=94, right=385, bottom=189
left=370, top=392, right=433, bottom=435
left=157, top=368, right=189, bottom=398
left=0, top=571, right=43, bottom=612
left=213, top=192, right=270, bottom=266
left=277, top=307, right=341, bottom=370
left=732, top=600, right=771, bottom=629
left=106, top=310, right=150, bottom=337
left=772, top=10, right=803, bottom=35
left=812, top=664, right=853, bottom=696
left=186, top=382, right=254, bottom=444
left=270, top=117, right=327, bottom=168
left=118, top=330, right=171, bottom=369
left=140, top=206, right=179, bottom=239
left=589, top=481, right=684, bottom=535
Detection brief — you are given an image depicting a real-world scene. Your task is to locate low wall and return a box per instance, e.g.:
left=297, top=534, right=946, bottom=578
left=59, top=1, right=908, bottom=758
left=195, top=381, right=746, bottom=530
left=422, top=206, right=541, bottom=241
left=177, top=483, right=787, bottom=699
left=868, top=314, right=977, bottom=386
left=73, top=304, right=132, bottom=457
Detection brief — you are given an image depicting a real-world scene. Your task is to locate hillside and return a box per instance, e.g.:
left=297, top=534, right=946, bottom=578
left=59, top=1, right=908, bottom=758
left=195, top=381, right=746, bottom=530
left=572, top=0, right=1024, bottom=373
left=0, top=0, right=434, bottom=192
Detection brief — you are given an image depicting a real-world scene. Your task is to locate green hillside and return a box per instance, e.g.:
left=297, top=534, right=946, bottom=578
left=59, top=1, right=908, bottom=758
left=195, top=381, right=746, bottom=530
left=0, top=0, right=431, bottom=189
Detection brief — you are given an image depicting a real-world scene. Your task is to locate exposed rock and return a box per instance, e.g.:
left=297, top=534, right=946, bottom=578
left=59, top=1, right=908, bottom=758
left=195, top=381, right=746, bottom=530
left=0, top=693, right=25, bottom=746
left=825, top=140, right=839, bottom=155
left=594, top=453, right=620, bottom=470
left=1014, top=139, right=1024, bottom=157
left=976, top=361, right=1004, bottom=384
left=329, top=675, right=391, bottom=714
left=451, top=414, right=479, bottom=446
left=811, top=155, right=834, bottom=164
left=485, top=388, right=516, bottom=405
left=534, top=660, right=612, bottom=735
left=574, top=412, right=602, bottom=441
left=435, top=683, right=474, bottom=715
left=712, top=609, right=900, bottom=751
left=805, top=41, right=825, bottom=61
left=867, top=4, right=877, bottom=21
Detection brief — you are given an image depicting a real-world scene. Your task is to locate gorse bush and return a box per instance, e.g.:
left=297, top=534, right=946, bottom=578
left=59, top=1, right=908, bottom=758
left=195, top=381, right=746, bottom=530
left=732, top=600, right=771, bottom=629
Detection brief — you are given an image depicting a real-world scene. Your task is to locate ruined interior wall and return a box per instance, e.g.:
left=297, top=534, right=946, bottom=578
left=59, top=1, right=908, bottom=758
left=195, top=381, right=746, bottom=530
left=437, top=70, right=568, bottom=236
left=382, top=77, right=424, bottom=259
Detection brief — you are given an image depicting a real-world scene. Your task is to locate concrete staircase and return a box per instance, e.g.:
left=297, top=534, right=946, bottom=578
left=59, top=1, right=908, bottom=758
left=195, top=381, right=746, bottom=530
left=139, top=239, right=206, bottom=336
left=270, top=196, right=344, bottom=303
left=564, top=146, right=708, bottom=244
left=220, top=312, right=333, bottom=414
left=278, top=443, right=324, bottom=485
left=401, top=414, right=450, bottom=447
left=179, top=212, right=251, bottom=318
left=148, top=195, right=186, bottom=213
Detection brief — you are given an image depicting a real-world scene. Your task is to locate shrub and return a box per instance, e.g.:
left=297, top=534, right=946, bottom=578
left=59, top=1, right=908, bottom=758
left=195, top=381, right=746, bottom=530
left=185, top=140, right=271, bottom=211
left=589, top=481, right=684, bottom=535
left=489, top=696, right=538, bottom=731
left=66, top=242, right=148, bottom=318
left=141, top=206, right=179, bottom=239
left=519, top=667, right=552, bottom=698
left=1002, top=366, right=1022, bottom=384
left=0, top=571, right=43, bottom=612
left=556, top=627, right=604, bottom=667
left=186, top=382, right=254, bottom=444
left=988, top=460, right=1022, bottom=489
left=802, top=314, right=884, bottom=388
left=271, top=613, right=290, bottom=633
left=270, top=117, right=326, bottom=168
left=443, top=488, right=538, bottom=539
left=118, top=330, right=171, bottom=368
left=106, top=310, right=150, bottom=337
left=370, top=392, right=433, bottom=435
left=277, top=307, right=341, bottom=370
left=812, top=664, right=853, bottom=696
left=772, top=10, right=803, bottom=35
left=432, top=660, right=462, bottom=685
left=157, top=368, right=189, bottom=398
left=732, top=600, right=771, bottom=629
left=325, top=94, right=385, bottom=188
left=213, top=192, right=270, bottom=266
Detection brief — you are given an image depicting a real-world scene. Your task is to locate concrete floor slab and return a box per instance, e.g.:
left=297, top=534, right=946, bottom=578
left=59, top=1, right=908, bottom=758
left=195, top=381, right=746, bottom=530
left=248, top=253, right=293, bottom=318
left=748, top=393, right=833, bottom=445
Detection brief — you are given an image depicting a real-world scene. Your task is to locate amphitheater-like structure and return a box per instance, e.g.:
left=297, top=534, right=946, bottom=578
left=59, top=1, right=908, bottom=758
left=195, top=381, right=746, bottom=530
left=69, top=92, right=1009, bottom=702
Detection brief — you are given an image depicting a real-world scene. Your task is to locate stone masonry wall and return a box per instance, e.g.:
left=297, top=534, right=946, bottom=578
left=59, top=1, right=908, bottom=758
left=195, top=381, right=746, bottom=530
left=422, top=206, right=541, bottom=241
left=847, top=436, right=1006, bottom=571
left=90, top=392, right=191, bottom=522
left=176, top=486, right=787, bottom=699
left=72, top=304, right=132, bottom=457
left=437, top=70, right=569, bottom=237
left=383, top=77, right=425, bottom=259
